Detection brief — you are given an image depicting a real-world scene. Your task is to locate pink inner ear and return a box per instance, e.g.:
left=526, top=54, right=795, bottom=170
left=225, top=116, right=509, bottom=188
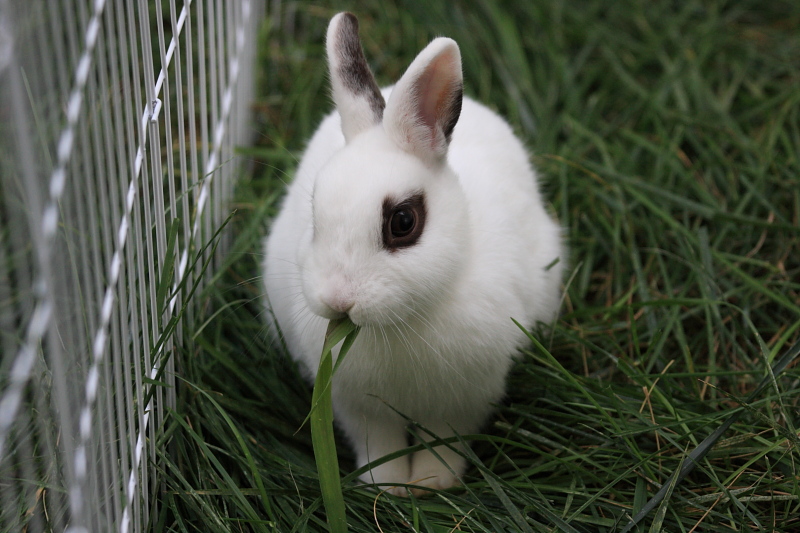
left=414, top=52, right=458, bottom=140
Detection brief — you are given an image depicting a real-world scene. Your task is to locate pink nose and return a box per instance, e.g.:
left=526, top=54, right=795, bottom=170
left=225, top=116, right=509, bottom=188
left=321, top=295, right=354, bottom=315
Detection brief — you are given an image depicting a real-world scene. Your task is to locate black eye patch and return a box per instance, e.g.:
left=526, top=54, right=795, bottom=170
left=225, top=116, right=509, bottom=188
left=382, top=193, right=426, bottom=251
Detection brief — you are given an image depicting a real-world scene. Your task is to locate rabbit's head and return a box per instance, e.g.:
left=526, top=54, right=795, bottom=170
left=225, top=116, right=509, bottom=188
left=300, top=13, right=470, bottom=327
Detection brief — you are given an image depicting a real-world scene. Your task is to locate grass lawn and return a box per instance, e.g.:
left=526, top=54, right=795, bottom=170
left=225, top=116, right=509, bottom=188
left=158, top=1, right=800, bottom=531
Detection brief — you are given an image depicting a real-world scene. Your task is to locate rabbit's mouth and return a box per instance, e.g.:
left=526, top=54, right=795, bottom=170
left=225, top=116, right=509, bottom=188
left=308, top=295, right=351, bottom=321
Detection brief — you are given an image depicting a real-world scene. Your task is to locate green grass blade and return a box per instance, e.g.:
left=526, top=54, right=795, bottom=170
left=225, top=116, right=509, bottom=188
left=299, top=317, right=360, bottom=429
left=156, top=218, right=180, bottom=316
left=647, top=455, right=684, bottom=533
left=310, top=317, right=360, bottom=533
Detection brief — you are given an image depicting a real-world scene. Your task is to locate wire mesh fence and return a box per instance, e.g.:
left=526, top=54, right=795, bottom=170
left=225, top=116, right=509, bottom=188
left=0, top=1, right=262, bottom=531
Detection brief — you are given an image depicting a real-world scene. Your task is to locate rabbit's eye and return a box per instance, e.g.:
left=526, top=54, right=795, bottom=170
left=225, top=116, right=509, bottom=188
left=382, top=193, right=426, bottom=251
left=390, top=209, right=415, bottom=236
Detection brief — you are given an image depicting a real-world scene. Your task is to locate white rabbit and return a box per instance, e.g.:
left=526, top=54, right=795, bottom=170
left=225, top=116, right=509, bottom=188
left=263, top=12, right=564, bottom=496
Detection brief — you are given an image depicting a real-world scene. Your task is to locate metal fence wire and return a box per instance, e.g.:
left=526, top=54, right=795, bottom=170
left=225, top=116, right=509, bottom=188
left=0, top=1, right=263, bottom=531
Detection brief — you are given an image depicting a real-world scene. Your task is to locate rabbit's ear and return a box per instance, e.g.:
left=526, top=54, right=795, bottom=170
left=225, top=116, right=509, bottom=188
left=384, top=38, right=463, bottom=162
left=327, top=13, right=385, bottom=142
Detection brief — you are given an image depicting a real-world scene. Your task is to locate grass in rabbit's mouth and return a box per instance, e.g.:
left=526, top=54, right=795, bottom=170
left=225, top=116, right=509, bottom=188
left=310, top=318, right=360, bottom=533
left=157, top=1, right=800, bottom=531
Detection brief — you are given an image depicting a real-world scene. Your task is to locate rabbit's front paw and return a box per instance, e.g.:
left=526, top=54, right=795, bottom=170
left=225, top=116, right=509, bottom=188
left=407, top=448, right=464, bottom=496
left=358, top=455, right=410, bottom=494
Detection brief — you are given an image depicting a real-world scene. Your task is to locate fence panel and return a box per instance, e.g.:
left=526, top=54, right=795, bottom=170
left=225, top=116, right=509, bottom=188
left=0, top=1, right=262, bottom=531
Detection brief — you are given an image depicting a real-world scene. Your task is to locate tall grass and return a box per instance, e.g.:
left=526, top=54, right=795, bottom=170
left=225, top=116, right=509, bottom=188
left=157, top=1, right=800, bottom=531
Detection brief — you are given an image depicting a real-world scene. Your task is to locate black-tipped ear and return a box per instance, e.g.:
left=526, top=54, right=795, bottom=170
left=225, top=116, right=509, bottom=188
left=326, top=13, right=386, bottom=142
left=384, top=38, right=463, bottom=161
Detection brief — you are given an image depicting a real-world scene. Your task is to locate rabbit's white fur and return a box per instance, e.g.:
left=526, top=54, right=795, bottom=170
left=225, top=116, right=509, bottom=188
left=263, top=13, right=564, bottom=495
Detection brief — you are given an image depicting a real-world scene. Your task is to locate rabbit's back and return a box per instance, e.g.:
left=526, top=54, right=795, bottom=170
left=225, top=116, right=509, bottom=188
left=446, top=96, right=564, bottom=330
